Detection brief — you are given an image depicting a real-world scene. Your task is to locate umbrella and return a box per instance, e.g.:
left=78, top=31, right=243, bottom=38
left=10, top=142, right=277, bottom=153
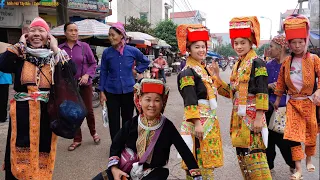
left=207, top=51, right=222, bottom=58
left=156, top=39, right=171, bottom=48
left=50, top=19, right=111, bottom=39
left=127, top=32, right=157, bottom=44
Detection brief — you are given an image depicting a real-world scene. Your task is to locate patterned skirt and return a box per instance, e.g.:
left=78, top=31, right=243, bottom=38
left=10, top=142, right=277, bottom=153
left=232, top=96, right=271, bottom=180
left=181, top=100, right=223, bottom=179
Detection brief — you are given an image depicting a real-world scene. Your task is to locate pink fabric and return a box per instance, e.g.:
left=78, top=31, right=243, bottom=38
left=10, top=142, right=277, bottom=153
left=283, top=14, right=310, bottom=53
left=30, top=17, right=50, bottom=32
left=111, top=22, right=126, bottom=55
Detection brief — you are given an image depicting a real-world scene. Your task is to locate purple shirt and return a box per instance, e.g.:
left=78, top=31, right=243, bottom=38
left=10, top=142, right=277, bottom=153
left=266, top=59, right=286, bottom=107
left=59, top=41, right=97, bottom=85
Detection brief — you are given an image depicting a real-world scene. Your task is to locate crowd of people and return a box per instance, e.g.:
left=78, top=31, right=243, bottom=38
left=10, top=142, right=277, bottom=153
left=0, top=13, right=319, bottom=180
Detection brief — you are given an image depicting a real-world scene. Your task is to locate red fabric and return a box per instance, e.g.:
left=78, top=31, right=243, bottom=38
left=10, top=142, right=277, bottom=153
left=30, top=17, right=50, bottom=32
left=187, top=28, right=209, bottom=42
left=285, top=28, right=307, bottom=40
left=142, top=83, right=164, bottom=94
left=229, top=28, right=251, bottom=39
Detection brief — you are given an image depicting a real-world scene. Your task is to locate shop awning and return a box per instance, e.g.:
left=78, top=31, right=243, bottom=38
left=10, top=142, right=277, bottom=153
left=127, top=32, right=157, bottom=44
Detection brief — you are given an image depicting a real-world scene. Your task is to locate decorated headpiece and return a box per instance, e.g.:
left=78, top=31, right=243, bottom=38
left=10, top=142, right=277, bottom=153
left=133, top=79, right=170, bottom=114
left=30, top=17, right=50, bottom=32
left=176, top=24, right=209, bottom=55
left=283, top=14, right=309, bottom=41
left=229, top=16, right=260, bottom=47
left=272, top=34, right=288, bottom=49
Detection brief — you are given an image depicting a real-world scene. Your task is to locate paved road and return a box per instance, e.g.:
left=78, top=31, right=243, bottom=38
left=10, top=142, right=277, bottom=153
left=0, top=69, right=319, bottom=179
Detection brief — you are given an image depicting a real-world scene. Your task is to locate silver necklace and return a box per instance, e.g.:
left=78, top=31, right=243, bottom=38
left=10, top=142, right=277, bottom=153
left=138, top=115, right=164, bottom=131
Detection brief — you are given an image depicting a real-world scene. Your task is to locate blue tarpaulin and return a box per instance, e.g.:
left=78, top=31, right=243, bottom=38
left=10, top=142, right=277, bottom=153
left=207, top=51, right=222, bottom=58
left=310, top=32, right=320, bottom=40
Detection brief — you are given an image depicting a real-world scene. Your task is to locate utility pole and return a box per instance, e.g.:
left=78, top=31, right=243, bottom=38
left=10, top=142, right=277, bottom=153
left=172, top=0, right=175, bottom=22
left=149, top=0, right=151, bottom=24
left=56, top=0, right=69, bottom=26
left=298, top=0, right=308, bottom=14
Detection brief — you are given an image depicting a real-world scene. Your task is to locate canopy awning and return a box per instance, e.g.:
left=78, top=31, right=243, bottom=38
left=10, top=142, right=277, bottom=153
left=51, top=19, right=111, bottom=38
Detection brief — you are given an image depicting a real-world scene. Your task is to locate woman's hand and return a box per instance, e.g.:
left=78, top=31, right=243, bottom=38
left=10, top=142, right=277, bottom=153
left=273, top=97, right=281, bottom=110
left=193, top=119, right=204, bottom=140
left=253, top=111, right=264, bottom=133
left=268, top=82, right=276, bottom=91
left=313, top=89, right=320, bottom=105
left=48, top=34, right=59, bottom=54
left=207, top=61, right=220, bottom=77
left=111, top=166, right=129, bottom=180
left=19, top=34, right=28, bottom=45
left=78, top=74, right=89, bottom=86
left=100, top=91, right=107, bottom=106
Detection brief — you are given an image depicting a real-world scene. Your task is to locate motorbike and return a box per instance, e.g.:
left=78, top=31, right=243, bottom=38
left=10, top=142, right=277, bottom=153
left=150, top=62, right=165, bottom=83
left=92, top=65, right=100, bottom=108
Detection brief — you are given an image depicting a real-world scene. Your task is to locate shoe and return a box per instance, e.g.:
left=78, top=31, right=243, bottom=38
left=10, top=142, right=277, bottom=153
left=68, top=142, right=81, bottom=151
left=270, top=169, right=276, bottom=174
left=291, top=172, right=303, bottom=180
left=93, top=133, right=101, bottom=145
left=306, top=163, right=315, bottom=172
left=290, top=167, right=296, bottom=174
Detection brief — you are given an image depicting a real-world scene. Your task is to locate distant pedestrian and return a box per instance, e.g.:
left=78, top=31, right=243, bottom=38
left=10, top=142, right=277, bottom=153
left=153, top=53, right=168, bottom=83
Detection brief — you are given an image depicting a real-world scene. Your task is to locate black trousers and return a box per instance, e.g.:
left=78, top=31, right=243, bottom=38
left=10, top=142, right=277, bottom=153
left=0, top=84, right=9, bottom=122
left=106, top=92, right=134, bottom=141
left=92, top=168, right=169, bottom=180
left=265, top=104, right=295, bottom=169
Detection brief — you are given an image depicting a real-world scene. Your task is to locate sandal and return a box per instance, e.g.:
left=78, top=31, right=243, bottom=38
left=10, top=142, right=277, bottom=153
left=291, top=172, right=303, bottom=180
left=306, top=163, right=315, bottom=172
left=68, top=142, right=81, bottom=151
left=93, top=134, right=101, bottom=145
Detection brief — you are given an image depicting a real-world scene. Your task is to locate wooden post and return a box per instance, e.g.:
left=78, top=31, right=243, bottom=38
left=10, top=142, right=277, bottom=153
left=56, top=0, right=69, bottom=26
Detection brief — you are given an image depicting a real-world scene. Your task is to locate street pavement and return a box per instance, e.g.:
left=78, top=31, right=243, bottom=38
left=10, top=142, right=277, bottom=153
left=0, top=68, right=319, bottom=180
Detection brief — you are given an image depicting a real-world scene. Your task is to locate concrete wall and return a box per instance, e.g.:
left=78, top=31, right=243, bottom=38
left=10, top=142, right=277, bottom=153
left=117, top=0, right=167, bottom=27
left=309, top=0, right=319, bottom=31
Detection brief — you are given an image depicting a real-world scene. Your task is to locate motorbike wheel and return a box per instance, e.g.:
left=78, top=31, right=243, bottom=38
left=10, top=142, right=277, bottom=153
left=92, top=92, right=99, bottom=101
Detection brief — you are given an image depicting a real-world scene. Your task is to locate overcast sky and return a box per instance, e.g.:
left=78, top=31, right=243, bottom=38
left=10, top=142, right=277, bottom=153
left=107, top=0, right=309, bottom=40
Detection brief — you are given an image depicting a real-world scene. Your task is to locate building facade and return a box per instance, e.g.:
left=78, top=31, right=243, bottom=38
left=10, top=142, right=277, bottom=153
left=170, top=10, right=206, bottom=25
left=117, top=0, right=172, bottom=27
left=0, top=0, right=112, bottom=44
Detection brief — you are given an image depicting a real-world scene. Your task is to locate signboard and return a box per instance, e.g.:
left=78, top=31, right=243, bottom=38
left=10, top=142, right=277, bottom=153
left=68, top=0, right=110, bottom=12
left=0, top=6, right=22, bottom=27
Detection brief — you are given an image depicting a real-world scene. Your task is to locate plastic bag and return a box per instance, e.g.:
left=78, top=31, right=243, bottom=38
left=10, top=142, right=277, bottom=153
left=102, top=103, right=109, bottom=127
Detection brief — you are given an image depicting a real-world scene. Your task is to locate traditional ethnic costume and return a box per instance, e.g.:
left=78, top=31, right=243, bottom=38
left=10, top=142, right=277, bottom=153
left=215, top=16, right=272, bottom=179
left=0, top=17, right=70, bottom=180
left=176, top=24, right=223, bottom=180
left=275, top=14, right=319, bottom=172
left=265, top=35, right=295, bottom=172
left=95, top=79, right=202, bottom=180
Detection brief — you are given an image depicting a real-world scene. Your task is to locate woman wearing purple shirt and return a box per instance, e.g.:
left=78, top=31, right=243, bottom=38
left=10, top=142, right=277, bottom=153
left=59, top=22, right=100, bottom=151
left=265, top=35, right=295, bottom=174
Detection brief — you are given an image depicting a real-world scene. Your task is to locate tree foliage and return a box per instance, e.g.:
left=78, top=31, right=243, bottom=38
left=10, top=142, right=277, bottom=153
left=256, top=44, right=270, bottom=56
left=153, top=20, right=178, bottom=52
left=124, top=16, right=154, bottom=35
left=215, top=44, right=237, bottom=57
